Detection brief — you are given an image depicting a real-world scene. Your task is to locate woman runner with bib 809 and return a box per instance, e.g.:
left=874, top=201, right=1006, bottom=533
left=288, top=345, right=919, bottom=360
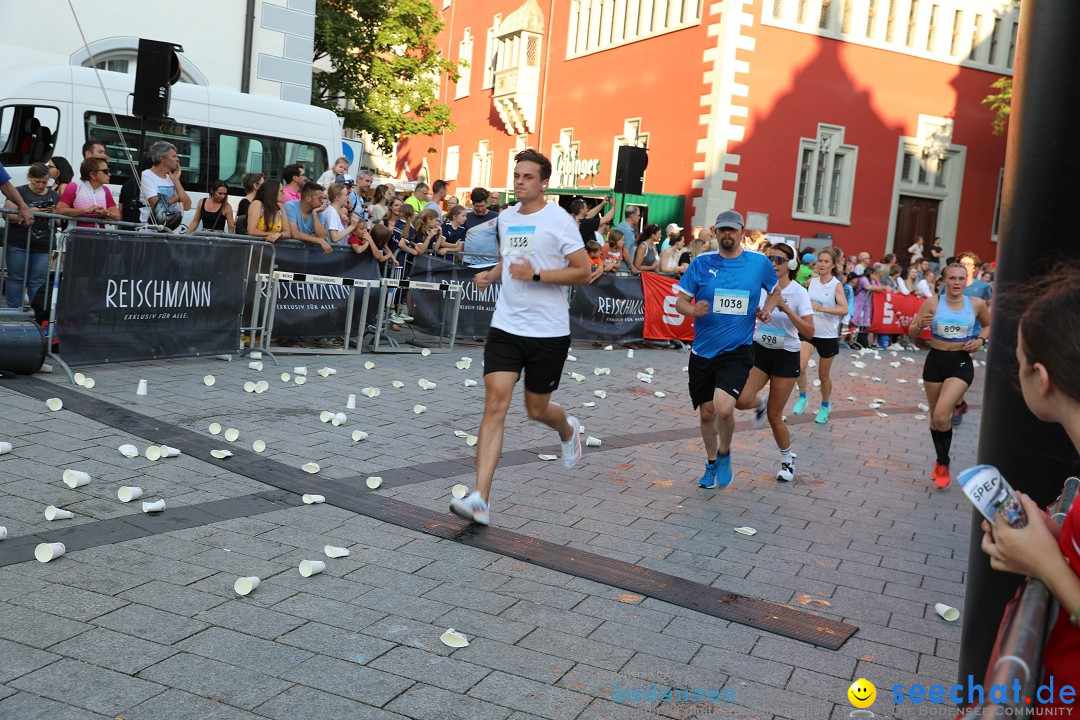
left=909, top=262, right=991, bottom=488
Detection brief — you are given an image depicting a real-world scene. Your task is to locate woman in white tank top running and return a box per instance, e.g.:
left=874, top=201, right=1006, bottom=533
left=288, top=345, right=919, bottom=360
left=792, top=248, right=848, bottom=424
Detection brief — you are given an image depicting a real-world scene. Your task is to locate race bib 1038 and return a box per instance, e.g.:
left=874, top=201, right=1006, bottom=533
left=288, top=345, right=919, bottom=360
left=712, top=289, right=750, bottom=315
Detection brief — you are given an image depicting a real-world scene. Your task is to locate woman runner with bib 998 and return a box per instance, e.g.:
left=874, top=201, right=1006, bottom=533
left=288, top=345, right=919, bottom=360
left=735, top=242, right=814, bottom=482
left=909, top=262, right=991, bottom=489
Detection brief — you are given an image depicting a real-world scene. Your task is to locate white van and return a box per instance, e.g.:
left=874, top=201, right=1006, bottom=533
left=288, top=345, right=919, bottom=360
left=0, top=65, right=342, bottom=224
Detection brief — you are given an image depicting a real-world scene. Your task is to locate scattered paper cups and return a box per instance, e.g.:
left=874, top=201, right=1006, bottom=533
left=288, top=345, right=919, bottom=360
left=293, top=367, right=308, bottom=376
left=142, top=499, right=165, bottom=513
left=582, top=402, right=595, bottom=407
left=252, top=440, right=266, bottom=453
left=362, top=387, right=380, bottom=398
left=295, top=376, right=307, bottom=385
left=243, top=381, right=256, bottom=393
left=302, top=462, right=320, bottom=474
left=627, top=349, right=634, bottom=358
left=46, top=398, right=63, bottom=411
left=346, top=394, right=356, bottom=410
left=463, top=379, right=478, bottom=387
left=73, top=372, right=86, bottom=386
left=254, top=380, right=269, bottom=393
left=1, top=441, right=16, bottom=455
left=117, top=486, right=143, bottom=503
left=421, top=348, right=431, bottom=357
left=0, top=526, right=7, bottom=540
left=538, top=454, right=557, bottom=461
left=440, top=628, right=469, bottom=648
left=413, top=404, right=427, bottom=414
left=209, top=423, right=222, bottom=435
left=418, top=379, right=436, bottom=390
left=224, top=428, right=240, bottom=442
left=465, top=435, right=478, bottom=446
left=603, top=345, right=613, bottom=350
left=302, top=494, right=325, bottom=504
left=203, top=375, right=216, bottom=386
left=594, top=390, right=607, bottom=399
left=654, top=391, right=666, bottom=398
left=351, top=430, right=368, bottom=442
left=45, top=505, right=73, bottom=521
left=324, top=545, right=350, bottom=558
left=332, top=412, right=347, bottom=426
left=364, top=361, right=375, bottom=370
left=159, top=445, right=180, bottom=458
left=82, top=377, right=96, bottom=389
left=145, top=446, right=162, bottom=461
left=586, top=436, right=602, bottom=447
left=935, top=603, right=960, bottom=622
left=280, top=372, right=291, bottom=382
left=320, top=411, right=334, bottom=423
left=250, top=351, right=262, bottom=360
left=136, top=379, right=148, bottom=396
left=234, top=576, right=260, bottom=596
left=567, top=354, right=577, bottom=362
left=366, top=476, right=383, bottom=489
left=452, top=484, right=469, bottom=499
left=298, top=560, right=326, bottom=577
left=63, top=469, right=91, bottom=488
left=248, top=360, right=263, bottom=371
left=455, top=361, right=468, bottom=370
left=391, top=381, right=404, bottom=388
left=34, top=542, right=65, bottom=562
left=210, top=449, right=233, bottom=459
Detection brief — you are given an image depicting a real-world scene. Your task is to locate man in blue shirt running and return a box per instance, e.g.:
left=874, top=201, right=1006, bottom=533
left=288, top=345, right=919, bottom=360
left=675, top=210, right=782, bottom=490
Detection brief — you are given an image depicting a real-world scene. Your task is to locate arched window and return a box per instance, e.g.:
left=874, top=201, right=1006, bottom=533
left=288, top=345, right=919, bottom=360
left=70, top=37, right=208, bottom=86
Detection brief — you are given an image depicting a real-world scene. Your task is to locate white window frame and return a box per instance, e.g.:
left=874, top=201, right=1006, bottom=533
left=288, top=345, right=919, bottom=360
left=791, top=123, right=858, bottom=226
left=566, top=0, right=703, bottom=59
left=482, top=15, right=502, bottom=90
left=455, top=28, right=473, bottom=100
left=445, top=145, right=460, bottom=182
left=471, top=140, right=493, bottom=189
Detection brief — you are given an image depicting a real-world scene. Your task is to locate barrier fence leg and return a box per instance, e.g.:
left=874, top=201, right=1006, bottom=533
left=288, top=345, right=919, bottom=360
left=448, top=286, right=461, bottom=352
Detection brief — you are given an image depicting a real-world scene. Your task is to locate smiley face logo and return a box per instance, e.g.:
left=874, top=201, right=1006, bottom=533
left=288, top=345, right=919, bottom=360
left=848, top=678, right=876, bottom=709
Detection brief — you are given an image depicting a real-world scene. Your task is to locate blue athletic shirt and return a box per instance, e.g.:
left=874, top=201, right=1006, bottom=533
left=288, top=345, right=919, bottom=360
left=675, top=250, right=778, bottom=359
left=930, top=294, right=977, bottom=342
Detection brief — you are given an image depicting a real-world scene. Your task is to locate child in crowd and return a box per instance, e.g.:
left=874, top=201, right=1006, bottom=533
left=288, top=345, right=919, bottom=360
left=585, top=240, right=605, bottom=282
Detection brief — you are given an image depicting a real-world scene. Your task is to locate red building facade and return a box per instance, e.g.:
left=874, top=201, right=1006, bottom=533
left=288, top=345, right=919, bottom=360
left=398, top=0, right=1016, bottom=263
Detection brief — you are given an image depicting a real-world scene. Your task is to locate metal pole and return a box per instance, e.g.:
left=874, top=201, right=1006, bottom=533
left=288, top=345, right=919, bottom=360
left=958, top=0, right=1080, bottom=690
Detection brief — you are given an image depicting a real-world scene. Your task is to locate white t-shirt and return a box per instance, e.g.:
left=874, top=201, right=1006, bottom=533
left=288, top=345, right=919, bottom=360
left=491, top=202, right=581, bottom=338
left=916, top=278, right=934, bottom=298
left=754, top=280, right=812, bottom=353
left=808, top=275, right=842, bottom=338
left=139, top=169, right=179, bottom=222
left=322, top=207, right=345, bottom=235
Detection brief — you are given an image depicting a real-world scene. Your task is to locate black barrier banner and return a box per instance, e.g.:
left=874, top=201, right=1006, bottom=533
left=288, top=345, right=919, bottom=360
left=408, top=254, right=499, bottom=338
left=56, top=230, right=250, bottom=366
left=569, top=273, right=646, bottom=342
left=271, top=246, right=382, bottom=337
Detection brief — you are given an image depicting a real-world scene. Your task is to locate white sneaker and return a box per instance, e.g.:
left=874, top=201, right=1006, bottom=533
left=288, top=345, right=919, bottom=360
left=777, top=459, right=795, bottom=482
left=396, top=310, right=415, bottom=322
left=450, top=490, right=490, bottom=525
left=388, top=312, right=406, bottom=326
left=562, top=416, right=582, bottom=469
left=752, top=398, right=768, bottom=429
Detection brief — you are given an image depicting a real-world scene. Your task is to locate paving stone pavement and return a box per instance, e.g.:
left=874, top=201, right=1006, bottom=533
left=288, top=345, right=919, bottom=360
left=0, top=341, right=988, bottom=719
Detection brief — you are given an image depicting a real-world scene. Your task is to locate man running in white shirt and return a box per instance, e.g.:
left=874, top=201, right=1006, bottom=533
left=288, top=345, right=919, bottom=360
left=450, top=150, right=592, bottom=525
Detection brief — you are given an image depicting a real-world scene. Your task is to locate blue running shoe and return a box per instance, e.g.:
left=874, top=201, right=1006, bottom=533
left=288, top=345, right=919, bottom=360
left=715, top=453, right=733, bottom=488
left=792, top=395, right=807, bottom=415
left=698, top=459, right=718, bottom=489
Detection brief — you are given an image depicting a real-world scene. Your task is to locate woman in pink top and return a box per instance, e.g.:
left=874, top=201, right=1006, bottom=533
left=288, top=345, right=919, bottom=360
left=56, top=157, right=119, bottom=227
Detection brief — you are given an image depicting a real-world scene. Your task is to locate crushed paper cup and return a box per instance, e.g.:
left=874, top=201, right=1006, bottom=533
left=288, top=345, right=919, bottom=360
left=295, top=376, right=307, bottom=385
left=209, top=422, right=222, bottom=435
left=453, top=430, right=470, bottom=438
left=35, top=542, right=66, bottom=562
left=852, top=361, right=866, bottom=369
left=210, top=449, right=233, bottom=459
left=45, top=505, right=74, bottom=521
left=364, top=361, right=375, bottom=370
left=604, top=345, right=613, bottom=350
left=868, top=403, right=882, bottom=410
left=418, top=379, right=436, bottom=390
left=876, top=412, right=889, bottom=418
left=569, top=372, right=585, bottom=382
left=873, top=398, right=886, bottom=404
left=234, top=577, right=260, bottom=596
left=351, top=430, right=368, bottom=442
left=224, top=428, right=240, bottom=442
left=142, top=499, right=165, bottom=513
left=538, top=454, right=557, bottom=461
left=46, top=398, right=63, bottom=411
left=391, top=381, right=404, bottom=389
left=362, top=387, right=380, bottom=398
left=248, top=360, right=263, bottom=371
left=324, top=545, right=350, bottom=558
left=654, top=391, right=666, bottom=398
left=320, top=411, right=334, bottom=423
left=203, top=375, right=216, bottom=386
left=582, top=401, right=596, bottom=407
left=463, top=379, right=478, bottom=387
left=299, top=560, right=326, bottom=577
left=0, top=526, right=6, bottom=540
left=293, top=367, right=308, bottom=376
left=812, top=379, right=822, bottom=387
left=302, top=462, right=320, bottom=474
left=346, top=394, right=356, bottom=410
left=465, top=435, right=478, bottom=446
left=440, top=628, right=469, bottom=648
left=645, top=367, right=655, bottom=374
left=890, top=361, right=901, bottom=368
left=366, top=476, right=383, bottom=489
left=83, top=377, right=96, bottom=389
left=145, top=446, right=162, bottom=461
left=62, top=469, right=91, bottom=488
left=254, top=381, right=269, bottom=393
left=0, top=442, right=10, bottom=455
left=243, top=381, right=256, bottom=393
left=413, top=404, right=427, bottom=414
left=302, top=494, right=325, bottom=504
left=136, top=379, right=148, bottom=396
left=455, top=361, right=469, bottom=370
left=897, top=379, right=908, bottom=384
left=872, top=377, right=882, bottom=382
left=118, top=444, right=139, bottom=458
left=903, top=356, right=916, bottom=364
left=915, top=415, right=927, bottom=420
left=585, top=436, right=601, bottom=447
left=567, top=354, right=578, bottom=362
left=421, top=348, right=431, bottom=357
left=451, top=484, right=469, bottom=499
left=332, top=412, right=347, bottom=426
left=848, top=372, right=860, bottom=377
left=734, top=526, right=757, bottom=536
left=935, top=603, right=960, bottom=622
left=117, top=486, right=143, bottom=503
left=846, top=396, right=858, bottom=401
left=807, top=359, right=817, bottom=368
left=280, top=373, right=292, bottom=382
left=594, top=390, right=607, bottom=399
left=317, top=367, right=335, bottom=378
left=252, top=440, right=266, bottom=453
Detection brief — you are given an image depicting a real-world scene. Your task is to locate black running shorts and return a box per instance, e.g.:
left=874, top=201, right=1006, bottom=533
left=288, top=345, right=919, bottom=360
left=753, top=345, right=801, bottom=378
left=922, top=347, right=974, bottom=385
left=483, top=327, right=572, bottom=394
left=687, top=345, right=755, bottom=408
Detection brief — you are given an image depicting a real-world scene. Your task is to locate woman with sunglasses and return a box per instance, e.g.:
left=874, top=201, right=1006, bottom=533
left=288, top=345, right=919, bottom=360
left=56, top=157, right=119, bottom=227
left=735, top=242, right=815, bottom=482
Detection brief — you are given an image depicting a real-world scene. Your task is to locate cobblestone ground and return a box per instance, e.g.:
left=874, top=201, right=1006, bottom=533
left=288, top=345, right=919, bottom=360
left=0, top=340, right=986, bottom=720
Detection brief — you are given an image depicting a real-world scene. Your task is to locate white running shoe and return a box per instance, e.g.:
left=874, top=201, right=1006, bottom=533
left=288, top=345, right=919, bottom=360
left=450, top=490, right=490, bottom=525
left=752, top=398, right=768, bottom=429
left=777, top=459, right=795, bottom=482
left=562, top=416, right=582, bottom=469
left=388, top=312, right=406, bottom=326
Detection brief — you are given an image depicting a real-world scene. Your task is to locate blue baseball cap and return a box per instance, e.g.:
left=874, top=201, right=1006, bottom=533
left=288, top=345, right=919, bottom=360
left=802, top=253, right=816, bottom=264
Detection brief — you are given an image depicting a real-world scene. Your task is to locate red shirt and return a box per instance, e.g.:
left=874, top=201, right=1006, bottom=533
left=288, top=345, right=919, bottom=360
left=1039, top=499, right=1080, bottom=713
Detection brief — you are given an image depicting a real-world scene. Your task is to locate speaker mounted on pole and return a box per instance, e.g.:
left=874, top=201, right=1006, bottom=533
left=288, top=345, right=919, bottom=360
left=614, top=145, right=648, bottom=195
left=132, top=39, right=183, bottom=120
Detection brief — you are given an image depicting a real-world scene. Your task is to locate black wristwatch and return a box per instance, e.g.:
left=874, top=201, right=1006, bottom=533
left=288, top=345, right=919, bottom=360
left=532, top=272, right=541, bottom=283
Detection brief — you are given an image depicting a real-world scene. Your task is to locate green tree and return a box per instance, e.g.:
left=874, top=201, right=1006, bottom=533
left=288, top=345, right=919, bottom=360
left=313, top=0, right=459, bottom=153
left=981, top=76, right=1012, bottom=135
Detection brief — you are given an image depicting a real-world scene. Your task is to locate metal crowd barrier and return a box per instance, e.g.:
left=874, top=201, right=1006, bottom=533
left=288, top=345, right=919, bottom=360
left=976, top=475, right=1079, bottom=717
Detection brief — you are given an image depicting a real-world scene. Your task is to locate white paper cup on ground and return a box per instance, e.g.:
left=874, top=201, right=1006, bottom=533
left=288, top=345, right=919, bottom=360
left=116, top=444, right=138, bottom=458
left=299, top=560, right=326, bottom=577
left=465, top=435, right=478, bottom=446
left=35, top=542, right=65, bottom=562
left=73, top=372, right=86, bottom=386
left=452, top=484, right=469, bottom=499
left=421, top=348, right=431, bottom=357
left=136, top=379, right=147, bottom=395
left=83, top=378, right=96, bottom=389
left=118, top=486, right=143, bottom=503
left=145, top=446, right=162, bottom=461
left=252, top=440, right=266, bottom=453
left=332, top=412, right=347, bottom=426
left=142, top=499, right=165, bottom=513
left=320, top=411, right=334, bottom=423
left=586, top=436, right=601, bottom=447
left=280, top=372, right=291, bottom=382
left=302, top=494, right=325, bottom=504
left=254, top=381, right=269, bottom=393
left=413, top=404, right=427, bottom=414
left=362, top=387, right=380, bottom=398
left=159, top=445, right=180, bottom=458
left=440, top=628, right=469, bottom=648
left=391, top=381, right=404, bottom=388
left=324, top=545, right=350, bottom=558
left=364, top=361, right=375, bottom=369
left=346, top=394, right=356, bottom=409
left=209, top=422, right=222, bottom=435
left=203, top=375, right=216, bottom=386
left=293, top=366, right=308, bottom=376
left=594, top=390, right=606, bottom=399
left=935, top=603, right=960, bottom=622
left=351, top=430, right=368, bottom=442
left=224, top=428, right=240, bottom=442
left=243, top=381, right=256, bottom=393
left=302, top=462, right=320, bottom=474
left=234, top=576, right=260, bottom=596
left=627, top=349, right=634, bottom=358
left=210, top=449, right=233, bottom=459
left=250, top=351, right=262, bottom=360
left=46, top=398, right=63, bottom=411
left=62, top=469, right=91, bottom=488
left=45, top=505, right=73, bottom=521
left=366, top=476, right=383, bottom=489
left=463, top=379, right=477, bottom=387
left=248, top=360, right=263, bottom=371
left=0, top=526, right=7, bottom=540
left=295, top=376, right=307, bottom=385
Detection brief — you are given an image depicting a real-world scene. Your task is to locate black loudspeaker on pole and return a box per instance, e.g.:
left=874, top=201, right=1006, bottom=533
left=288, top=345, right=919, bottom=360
left=958, top=0, right=1080, bottom=690
left=614, top=146, right=648, bottom=195
left=132, top=39, right=183, bottom=120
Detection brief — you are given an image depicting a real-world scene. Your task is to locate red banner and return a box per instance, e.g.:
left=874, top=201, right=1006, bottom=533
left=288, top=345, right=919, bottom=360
left=869, top=291, right=925, bottom=335
left=641, top=272, right=695, bottom=341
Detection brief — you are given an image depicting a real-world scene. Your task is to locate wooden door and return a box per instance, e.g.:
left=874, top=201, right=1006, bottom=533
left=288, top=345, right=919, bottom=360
left=893, top=195, right=940, bottom=268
